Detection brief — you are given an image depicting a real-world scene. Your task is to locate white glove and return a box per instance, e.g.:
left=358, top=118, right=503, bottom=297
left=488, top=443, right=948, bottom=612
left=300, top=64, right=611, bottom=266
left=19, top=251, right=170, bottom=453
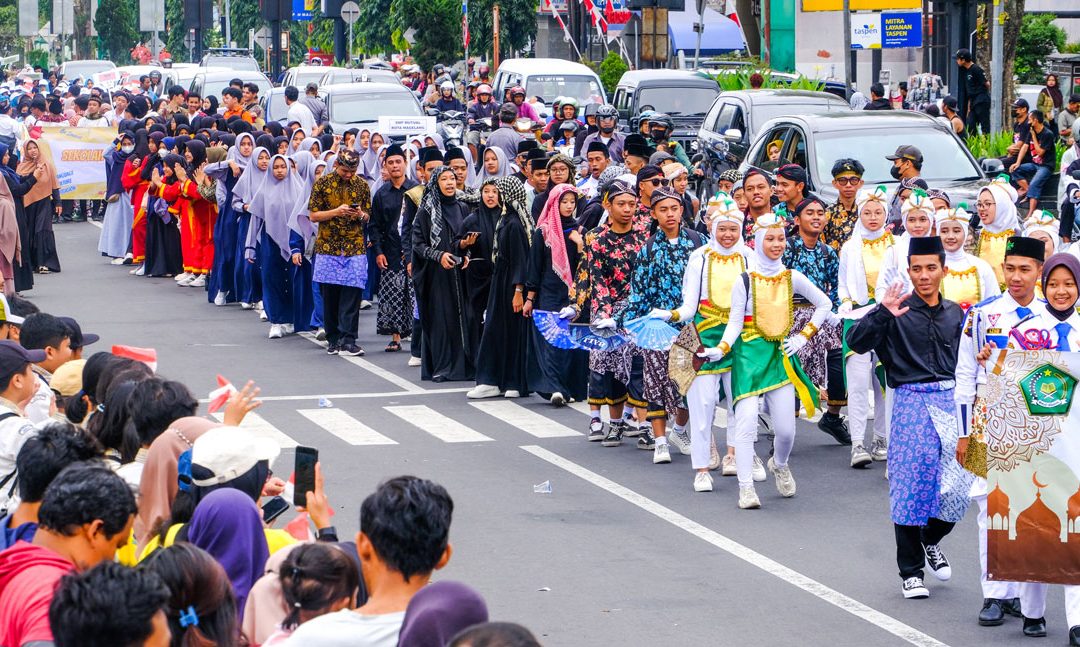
left=782, top=335, right=808, bottom=356
left=593, top=317, right=617, bottom=330
left=837, top=301, right=853, bottom=316
left=647, top=308, right=672, bottom=321
left=558, top=305, right=578, bottom=319
left=696, top=346, right=726, bottom=362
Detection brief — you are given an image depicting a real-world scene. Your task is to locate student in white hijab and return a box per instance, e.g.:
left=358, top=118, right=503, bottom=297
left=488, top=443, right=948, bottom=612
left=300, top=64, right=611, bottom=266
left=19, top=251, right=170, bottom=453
left=974, top=177, right=1021, bottom=290
left=875, top=190, right=935, bottom=296
left=936, top=205, right=999, bottom=308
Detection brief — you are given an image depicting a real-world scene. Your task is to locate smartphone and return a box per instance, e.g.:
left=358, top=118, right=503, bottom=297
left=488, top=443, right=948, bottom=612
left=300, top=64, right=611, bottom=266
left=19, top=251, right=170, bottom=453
left=447, top=254, right=462, bottom=267
left=262, top=495, right=290, bottom=524
left=293, top=446, right=319, bottom=507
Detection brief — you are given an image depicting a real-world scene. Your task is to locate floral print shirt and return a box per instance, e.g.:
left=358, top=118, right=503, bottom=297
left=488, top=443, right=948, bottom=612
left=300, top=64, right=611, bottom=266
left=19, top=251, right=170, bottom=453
left=822, top=200, right=859, bottom=252
left=624, top=229, right=704, bottom=323
left=782, top=236, right=839, bottom=309
left=575, top=225, right=648, bottom=321
left=309, top=172, right=371, bottom=257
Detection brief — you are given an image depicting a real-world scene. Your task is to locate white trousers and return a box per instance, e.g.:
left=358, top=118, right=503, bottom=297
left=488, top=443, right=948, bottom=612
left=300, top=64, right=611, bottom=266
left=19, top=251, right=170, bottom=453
left=845, top=351, right=887, bottom=447
left=687, top=372, right=734, bottom=470
left=1065, top=586, right=1080, bottom=627
left=733, top=385, right=795, bottom=487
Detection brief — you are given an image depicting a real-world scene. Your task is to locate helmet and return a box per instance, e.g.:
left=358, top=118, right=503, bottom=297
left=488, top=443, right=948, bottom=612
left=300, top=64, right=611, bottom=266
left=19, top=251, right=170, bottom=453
left=648, top=112, right=674, bottom=131
left=583, top=103, right=599, bottom=117
left=433, top=64, right=445, bottom=75
left=435, top=74, right=452, bottom=87
left=559, top=120, right=580, bottom=134
left=476, top=83, right=492, bottom=96
left=149, top=70, right=162, bottom=80
left=478, top=63, right=490, bottom=76
left=596, top=103, right=618, bottom=120
left=561, top=97, right=579, bottom=109
left=638, top=109, right=656, bottom=123
left=440, top=80, right=454, bottom=92
left=510, top=85, right=526, bottom=98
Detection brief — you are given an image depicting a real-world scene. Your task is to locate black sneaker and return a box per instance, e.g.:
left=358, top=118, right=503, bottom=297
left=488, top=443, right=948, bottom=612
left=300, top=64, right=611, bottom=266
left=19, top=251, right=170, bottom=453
left=901, top=576, right=929, bottom=599
left=817, top=412, right=852, bottom=445
left=622, top=420, right=643, bottom=438
left=922, top=544, right=952, bottom=581
left=1003, top=597, right=1023, bottom=618
left=326, top=344, right=340, bottom=355
left=636, top=428, right=656, bottom=450
left=601, top=422, right=624, bottom=447
left=587, top=419, right=605, bottom=442
left=339, top=343, right=365, bottom=357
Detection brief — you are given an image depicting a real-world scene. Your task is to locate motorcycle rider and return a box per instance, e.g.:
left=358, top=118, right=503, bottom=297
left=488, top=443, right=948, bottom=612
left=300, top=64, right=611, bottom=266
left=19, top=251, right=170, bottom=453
left=467, top=84, right=499, bottom=160
left=434, top=80, right=465, bottom=113
left=510, top=85, right=541, bottom=123
left=647, top=113, right=692, bottom=170
left=486, top=102, right=524, bottom=162
left=476, top=63, right=492, bottom=85
left=580, top=104, right=625, bottom=163
left=544, top=98, right=581, bottom=136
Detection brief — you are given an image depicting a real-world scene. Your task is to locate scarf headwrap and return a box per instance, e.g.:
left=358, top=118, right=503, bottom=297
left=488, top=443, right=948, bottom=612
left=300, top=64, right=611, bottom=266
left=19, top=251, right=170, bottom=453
left=368, top=144, right=390, bottom=195
left=1043, top=78, right=1064, bottom=111
left=853, top=185, right=890, bottom=243
left=227, top=132, right=256, bottom=170
left=0, top=157, right=20, bottom=271
left=475, top=147, right=510, bottom=187
left=420, top=166, right=457, bottom=249
left=900, top=189, right=934, bottom=231
left=936, top=205, right=972, bottom=263
left=104, top=132, right=135, bottom=199
left=397, top=581, right=489, bottom=647
left=286, top=128, right=307, bottom=155
left=535, top=183, right=579, bottom=288
left=360, top=131, right=384, bottom=178
left=234, top=148, right=271, bottom=208
left=707, top=192, right=745, bottom=253
left=1025, top=209, right=1059, bottom=254
left=979, top=176, right=1020, bottom=234
left=297, top=137, right=320, bottom=156
left=185, top=139, right=207, bottom=168
left=16, top=140, right=59, bottom=207
left=187, top=488, right=270, bottom=617
left=1043, top=253, right=1080, bottom=318
left=839, top=186, right=892, bottom=305
left=291, top=150, right=316, bottom=184
left=752, top=213, right=786, bottom=276
left=250, top=154, right=306, bottom=260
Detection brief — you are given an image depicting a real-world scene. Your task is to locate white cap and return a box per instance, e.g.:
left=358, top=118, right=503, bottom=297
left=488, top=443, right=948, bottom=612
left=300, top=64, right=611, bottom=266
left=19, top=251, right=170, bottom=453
left=0, top=294, right=23, bottom=325
left=190, top=427, right=280, bottom=487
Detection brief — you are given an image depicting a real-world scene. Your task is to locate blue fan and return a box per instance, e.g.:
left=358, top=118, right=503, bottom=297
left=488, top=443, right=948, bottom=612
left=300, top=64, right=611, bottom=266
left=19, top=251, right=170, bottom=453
left=624, top=316, right=679, bottom=350
left=570, top=325, right=628, bottom=352
left=532, top=310, right=629, bottom=351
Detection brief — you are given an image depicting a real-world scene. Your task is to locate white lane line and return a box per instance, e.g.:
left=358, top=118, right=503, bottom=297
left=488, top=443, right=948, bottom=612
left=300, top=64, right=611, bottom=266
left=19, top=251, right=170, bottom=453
left=470, top=401, right=582, bottom=438
left=297, top=408, right=398, bottom=446
left=385, top=405, right=493, bottom=443
left=299, top=332, right=425, bottom=393
left=197, top=387, right=470, bottom=404
left=520, top=445, right=949, bottom=647
left=211, top=412, right=299, bottom=449
left=570, top=400, right=730, bottom=428
left=88, top=219, right=103, bottom=229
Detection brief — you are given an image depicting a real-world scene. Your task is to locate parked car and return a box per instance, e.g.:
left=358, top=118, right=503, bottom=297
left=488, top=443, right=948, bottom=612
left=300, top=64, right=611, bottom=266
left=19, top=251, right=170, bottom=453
left=492, top=58, right=606, bottom=117
left=111, top=65, right=181, bottom=91
left=200, top=48, right=260, bottom=72
left=57, top=59, right=116, bottom=83
left=262, top=86, right=328, bottom=126
left=283, top=65, right=341, bottom=89
left=697, top=89, right=850, bottom=193
left=737, top=111, right=992, bottom=207
left=612, top=70, right=720, bottom=152
left=319, top=68, right=401, bottom=86
left=323, top=82, right=424, bottom=136
left=189, top=70, right=272, bottom=103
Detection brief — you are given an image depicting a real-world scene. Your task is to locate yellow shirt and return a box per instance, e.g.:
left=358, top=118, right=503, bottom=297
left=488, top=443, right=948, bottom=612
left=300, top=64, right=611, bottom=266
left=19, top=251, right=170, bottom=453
left=136, top=523, right=297, bottom=562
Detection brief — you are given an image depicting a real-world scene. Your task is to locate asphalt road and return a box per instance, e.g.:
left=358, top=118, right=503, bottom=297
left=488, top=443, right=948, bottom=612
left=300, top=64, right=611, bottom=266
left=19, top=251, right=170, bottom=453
left=30, top=221, right=1070, bottom=646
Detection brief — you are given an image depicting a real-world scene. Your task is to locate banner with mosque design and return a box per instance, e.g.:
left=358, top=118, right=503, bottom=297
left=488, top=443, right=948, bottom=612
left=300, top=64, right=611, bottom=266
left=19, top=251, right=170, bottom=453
left=981, top=349, right=1080, bottom=584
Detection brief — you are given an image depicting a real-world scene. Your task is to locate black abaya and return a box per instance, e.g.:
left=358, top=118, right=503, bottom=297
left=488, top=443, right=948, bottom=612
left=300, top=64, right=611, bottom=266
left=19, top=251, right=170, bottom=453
left=462, top=204, right=498, bottom=350
left=1, top=170, right=37, bottom=292
left=474, top=215, right=530, bottom=393
left=25, top=193, right=61, bottom=273
left=143, top=175, right=184, bottom=277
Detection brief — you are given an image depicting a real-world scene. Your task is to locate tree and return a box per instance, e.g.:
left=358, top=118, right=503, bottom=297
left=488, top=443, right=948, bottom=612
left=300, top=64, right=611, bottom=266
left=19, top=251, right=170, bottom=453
left=974, top=0, right=1027, bottom=129
left=1015, top=14, right=1066, bottom=84
left=356, top=0, right=395, bottom=56
left=95, top=0, right=138, bottom=63
left=391, top=0, right=461, bottom=70
left=164, top=0, right=190, bottom=62
left=0, top=2, right=23, bottom=56
left=598, top=50, right=626, bottom=95
left=467, top=0, right=537, bottom=62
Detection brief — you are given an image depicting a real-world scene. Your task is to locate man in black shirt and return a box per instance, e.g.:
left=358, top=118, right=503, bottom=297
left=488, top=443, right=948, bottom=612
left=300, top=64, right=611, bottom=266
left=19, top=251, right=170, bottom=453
left=957, top=48, right=990, bottom=135
left=1000, top=98, right=1031, bottom=170
left=847, top=236, right=970, bottom=601
left=1011, top=110, right=1058, bottom=217
left=863, top=83, right=892, bottom=111
left=368, top=145, right=419, bottom=352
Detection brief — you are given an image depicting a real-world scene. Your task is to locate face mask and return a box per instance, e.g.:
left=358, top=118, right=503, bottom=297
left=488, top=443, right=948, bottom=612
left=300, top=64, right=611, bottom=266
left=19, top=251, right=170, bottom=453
left=599, top=123, right=614, bottom=134
left=121, top=145, right=135, bottom=154
left=889, top=165, right=902, bottom=180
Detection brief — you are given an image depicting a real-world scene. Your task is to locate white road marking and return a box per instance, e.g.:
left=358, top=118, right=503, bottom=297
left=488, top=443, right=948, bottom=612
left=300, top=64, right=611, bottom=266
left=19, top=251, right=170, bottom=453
left=297, top=408, right=398, bottom=446
left=197, top=387, right=469, bottom=404
left=470, top=401, right=581, bottom=438
left=521, top=445, right=949, bottom=647
left=88, top=219, right=103, bottom=229
left=385, top=405, right=493, bottom=443
left=298, top=332, right=424, bottom=393
left=211, top=412, right=299, bottom=449
left=570, top=400, right=730, bottom=428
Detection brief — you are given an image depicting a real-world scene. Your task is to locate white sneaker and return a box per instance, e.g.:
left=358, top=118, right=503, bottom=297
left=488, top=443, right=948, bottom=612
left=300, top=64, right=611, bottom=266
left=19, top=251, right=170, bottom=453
left=360, top=300, right=373, bottom=310
left=738, top=485, right=761, bottom=509
left=693, top=472, right=713, bottom=492
left=871, top=437, right=888, bottom=461
left=283, top=324, right=295, bottom=335
left=174, top=272, right=191, bottom=282
left=239, top=301, right=254, bottom=309
left=901, top=576, right=929, bottom=599
left=467, top=384, right=501, bottom=399
left=188, top=274, right=206, bottom=287
left=923, top=544, right=952, bottom=581
left=549, top=392, right=566, bottom=406
left=315, top=327, right=326, bottom=341
left=259, top=309, right=268, bottom=322
left=134, top=265, right=145, bottom=276
left=214, top=291, right=227, bottom=306
left=752, top=455, right=767, bottom=482
left=768, top=457, right=796, bottom=497
left=504, top=390, right=521, bottom=398
left=668, top=427, right=692, bottom=455
left=653, top=443, right=671, bottom=464
left=268, top=324, right=284, bottom=339
left=110, top=256, right=126, bottom=265
left=721, top=454, right=737, bottom=476
left=708, top=438, right=721, bottom=471
left=176, top=275, right=194, bottom=286
left=851, top=444, right=873, bottom=469
left=408, top=356, right=422, bottom=367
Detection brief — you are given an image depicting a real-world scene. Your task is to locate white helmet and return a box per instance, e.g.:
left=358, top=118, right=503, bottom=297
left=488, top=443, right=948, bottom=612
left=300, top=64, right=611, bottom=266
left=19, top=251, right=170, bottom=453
left=440, top=80, right=454, bottom=92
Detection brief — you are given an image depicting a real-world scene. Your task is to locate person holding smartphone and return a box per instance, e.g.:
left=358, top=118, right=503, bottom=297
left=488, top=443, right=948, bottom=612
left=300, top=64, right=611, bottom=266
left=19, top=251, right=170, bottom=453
left=307, top=149, right=371, bottom=357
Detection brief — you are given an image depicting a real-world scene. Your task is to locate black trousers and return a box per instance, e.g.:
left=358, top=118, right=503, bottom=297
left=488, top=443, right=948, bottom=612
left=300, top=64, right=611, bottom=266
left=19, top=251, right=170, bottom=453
left=321, top=284, right=362, bottom=347
left=825, top=347, right=847, bottom=407
left=966, top=101, right=991, bottom=137
left=895, top=518, right=955, bottom=579
left=411, top=318, right=423, bottom=358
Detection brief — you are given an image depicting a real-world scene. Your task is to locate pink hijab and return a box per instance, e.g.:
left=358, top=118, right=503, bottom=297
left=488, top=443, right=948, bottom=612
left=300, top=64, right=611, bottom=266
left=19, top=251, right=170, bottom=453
left=536, top=184, right=579, bottom=288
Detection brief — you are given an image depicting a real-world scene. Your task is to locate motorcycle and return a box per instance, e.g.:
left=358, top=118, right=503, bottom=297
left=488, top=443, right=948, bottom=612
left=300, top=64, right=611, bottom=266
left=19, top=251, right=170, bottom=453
left=436, top=110, right=466, bottom=148
left=513, top=117, right=543, bottom=142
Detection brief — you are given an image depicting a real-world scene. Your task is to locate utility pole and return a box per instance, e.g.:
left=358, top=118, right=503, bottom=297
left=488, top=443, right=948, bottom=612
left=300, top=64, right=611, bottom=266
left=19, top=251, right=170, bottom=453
left=225, top=0, right=232, bottom=46
left=842, top=0, right=852, bottom=99
left=693, top=0, right=704, bottom=68
left=989, top=0, right=1004, bottom=134
left=493, top=5, right=500, bottom=70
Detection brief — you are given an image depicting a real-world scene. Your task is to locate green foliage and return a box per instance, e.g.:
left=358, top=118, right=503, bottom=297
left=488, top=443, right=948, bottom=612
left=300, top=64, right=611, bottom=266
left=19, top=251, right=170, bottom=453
left=355, top=0, right=395, bottom=55
left=0, top=3, right=22, bottom=57
left=467, top=0, right=537, bottom=61
left=1063, top=41, right=1080, bottom=54
left=391, top=0, right=460, bottom=70
left=598, top=50, right=627, bottom=95
left=94, top=0, right=138, bottom=63
left=164, top=0, right=189, bottom=62
left=712, top=69, right=824, bottom=92
left=963, top=130, right=1014, bottom=159
left=1015, top=14, right=1066, bottom=84
left=28, top=49, right=49, bottom=69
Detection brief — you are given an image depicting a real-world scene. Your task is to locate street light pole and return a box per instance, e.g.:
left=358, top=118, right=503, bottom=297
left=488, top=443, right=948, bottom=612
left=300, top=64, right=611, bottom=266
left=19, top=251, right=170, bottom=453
left=989, top=0, right=1003, bottom=134
left=842, top=0, right=852, bottom=99
left=225, top=0, right=232, bottom=46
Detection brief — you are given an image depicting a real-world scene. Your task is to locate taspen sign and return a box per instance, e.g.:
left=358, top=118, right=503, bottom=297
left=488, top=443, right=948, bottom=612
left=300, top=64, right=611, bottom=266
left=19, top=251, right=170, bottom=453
left=850, top=11, right=922, bottom=49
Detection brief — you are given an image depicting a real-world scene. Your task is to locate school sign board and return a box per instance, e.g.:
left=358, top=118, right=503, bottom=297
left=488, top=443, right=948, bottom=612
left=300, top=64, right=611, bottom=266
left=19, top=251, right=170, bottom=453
left=378, top=116, right=437, bottom=136
left=850, top=11, right=922, bottom=50
left=33, top=128, right=115, bottom=200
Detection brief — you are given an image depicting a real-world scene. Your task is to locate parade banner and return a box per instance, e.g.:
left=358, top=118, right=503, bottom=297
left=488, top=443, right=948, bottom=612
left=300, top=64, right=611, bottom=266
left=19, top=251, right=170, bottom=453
left=981, top=349, right=1080, bottom=585
left=33, top=128, right=115, bottom=200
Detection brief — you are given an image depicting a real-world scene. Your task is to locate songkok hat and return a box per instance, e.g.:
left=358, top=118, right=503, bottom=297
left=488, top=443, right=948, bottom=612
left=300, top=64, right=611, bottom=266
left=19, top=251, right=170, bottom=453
left=1004, top=236, right=1045, bottom=262
left=908, top=236, right=945, bottom=257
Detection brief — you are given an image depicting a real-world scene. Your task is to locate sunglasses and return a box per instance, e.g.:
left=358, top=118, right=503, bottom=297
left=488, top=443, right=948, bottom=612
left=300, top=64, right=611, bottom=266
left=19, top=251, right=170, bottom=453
left=645, top=178, right=670, bottom=188
left=833, top=176, right=862, bottom=186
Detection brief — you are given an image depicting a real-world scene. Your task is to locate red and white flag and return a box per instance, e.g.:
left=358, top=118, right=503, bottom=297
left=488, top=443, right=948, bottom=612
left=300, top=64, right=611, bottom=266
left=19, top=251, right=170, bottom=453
left=207, top=374, right=236, bottom=413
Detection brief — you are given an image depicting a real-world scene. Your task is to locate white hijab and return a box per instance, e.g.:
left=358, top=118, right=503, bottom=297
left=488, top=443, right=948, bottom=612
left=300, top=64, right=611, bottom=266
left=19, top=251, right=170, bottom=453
left=708, top=192, right=747, bottom=256
left=843, top=186, right=891, bottom=305
left=751, top=213, right=786, bottom=277
left=935, top=206, right=971, bottom=265
left=980, top=177, right=1020, bottom=234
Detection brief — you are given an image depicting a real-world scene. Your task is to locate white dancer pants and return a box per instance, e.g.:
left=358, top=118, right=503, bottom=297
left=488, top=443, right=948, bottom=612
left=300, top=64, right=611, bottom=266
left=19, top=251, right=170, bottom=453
left=733, top=385, right=795, bottom=487
left=976, top=495, right=1020, bottom=600
left=687, top=372, right=735, bottom=470
left=846, top=351, right=887, bottom=447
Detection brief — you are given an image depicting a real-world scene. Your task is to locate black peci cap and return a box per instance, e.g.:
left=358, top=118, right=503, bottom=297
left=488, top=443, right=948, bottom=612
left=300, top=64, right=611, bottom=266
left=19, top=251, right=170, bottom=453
left=1005, top=236, right=1045, bottom=263
left=907, top=236, right=945, bottom=258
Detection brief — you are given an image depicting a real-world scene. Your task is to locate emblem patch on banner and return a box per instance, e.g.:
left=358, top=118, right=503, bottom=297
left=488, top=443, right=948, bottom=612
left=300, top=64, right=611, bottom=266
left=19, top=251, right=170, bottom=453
left=1020, top=364, right=1077, bottom=416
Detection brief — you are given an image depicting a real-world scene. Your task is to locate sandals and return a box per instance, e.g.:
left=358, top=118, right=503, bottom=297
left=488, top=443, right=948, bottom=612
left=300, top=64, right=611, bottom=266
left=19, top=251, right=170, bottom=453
left=385, top=341, right=402, bottom=353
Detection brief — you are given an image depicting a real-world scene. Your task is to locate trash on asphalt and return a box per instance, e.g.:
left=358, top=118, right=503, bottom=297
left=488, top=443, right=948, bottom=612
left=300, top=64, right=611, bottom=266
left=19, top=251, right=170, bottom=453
left=533, top=480, right=552, bottom=494
left=318, top=397, right=334, bottom=408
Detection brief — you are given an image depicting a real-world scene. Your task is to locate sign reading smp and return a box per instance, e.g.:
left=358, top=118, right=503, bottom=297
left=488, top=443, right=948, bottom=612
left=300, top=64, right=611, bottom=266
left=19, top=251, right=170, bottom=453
left=850, top=11, right=922, bottom=49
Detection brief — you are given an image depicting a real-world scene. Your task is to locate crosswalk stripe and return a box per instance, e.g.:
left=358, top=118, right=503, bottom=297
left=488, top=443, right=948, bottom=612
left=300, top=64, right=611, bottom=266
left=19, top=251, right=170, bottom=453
left=469, top=401, right=582, bottom=438
left=211, top=412, right=299, bottom=448
left=384, top=405, right=493, bottom=443
left=297, top=409, right=398, bottom=446
left=570, top=400, right=730, bottom=428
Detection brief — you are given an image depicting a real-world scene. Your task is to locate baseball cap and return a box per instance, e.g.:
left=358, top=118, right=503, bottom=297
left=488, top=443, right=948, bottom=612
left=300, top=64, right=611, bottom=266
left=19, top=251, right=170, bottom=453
left=885, top=145, right=924, bottom=165
left=305, top=82, right=319, bottom=93
left=50, top=358, right=86, bottom=397
left=1069, top=94, right=1080, bottom=105
left=190, top=427, right=280, bottom=487
left=0, top=340, right=46, bottom=375
left=1012, top=98, right=1029, bottom=109
left=0, top=294, right=23, bottom=326
left=942, top=95, right=958, bottom=110
left=57, top=316, right=99, bottom=350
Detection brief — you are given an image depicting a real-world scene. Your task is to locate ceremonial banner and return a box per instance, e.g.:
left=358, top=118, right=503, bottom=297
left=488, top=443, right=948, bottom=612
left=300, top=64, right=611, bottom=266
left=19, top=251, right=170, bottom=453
left=33, top=128, right=115, bottom=200
left=981, top=349, right=1080, bottom=585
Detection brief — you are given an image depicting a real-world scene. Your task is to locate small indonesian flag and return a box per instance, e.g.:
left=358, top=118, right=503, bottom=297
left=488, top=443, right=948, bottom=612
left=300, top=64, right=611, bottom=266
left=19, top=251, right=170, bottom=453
left=112, top=345, right=158, bottom=372
left=207, top=375, right=237, bottom=413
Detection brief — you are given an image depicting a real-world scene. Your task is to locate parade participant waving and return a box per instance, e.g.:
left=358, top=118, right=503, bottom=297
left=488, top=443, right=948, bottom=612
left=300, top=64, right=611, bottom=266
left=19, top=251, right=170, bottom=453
left=708, top=213, right=831, bottom=509
left=875, top=190, right=936, bottom=297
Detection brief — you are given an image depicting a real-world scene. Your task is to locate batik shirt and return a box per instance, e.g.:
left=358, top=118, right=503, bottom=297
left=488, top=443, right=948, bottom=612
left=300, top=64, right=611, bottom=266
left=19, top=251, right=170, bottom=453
left=575, top=225, right=648, bottom=320
left=624, top=228, right=703, bottom=324
left=782, top=237, right=839, bottom=308
left=822, top=200, right=858, bottom=252
left=309, top=172, right=371, bottom=257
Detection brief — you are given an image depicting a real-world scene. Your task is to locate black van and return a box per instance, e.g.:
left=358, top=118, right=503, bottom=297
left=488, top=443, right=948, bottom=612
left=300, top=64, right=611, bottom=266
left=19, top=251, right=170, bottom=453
left=611, top=70, right=720, bottom=151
